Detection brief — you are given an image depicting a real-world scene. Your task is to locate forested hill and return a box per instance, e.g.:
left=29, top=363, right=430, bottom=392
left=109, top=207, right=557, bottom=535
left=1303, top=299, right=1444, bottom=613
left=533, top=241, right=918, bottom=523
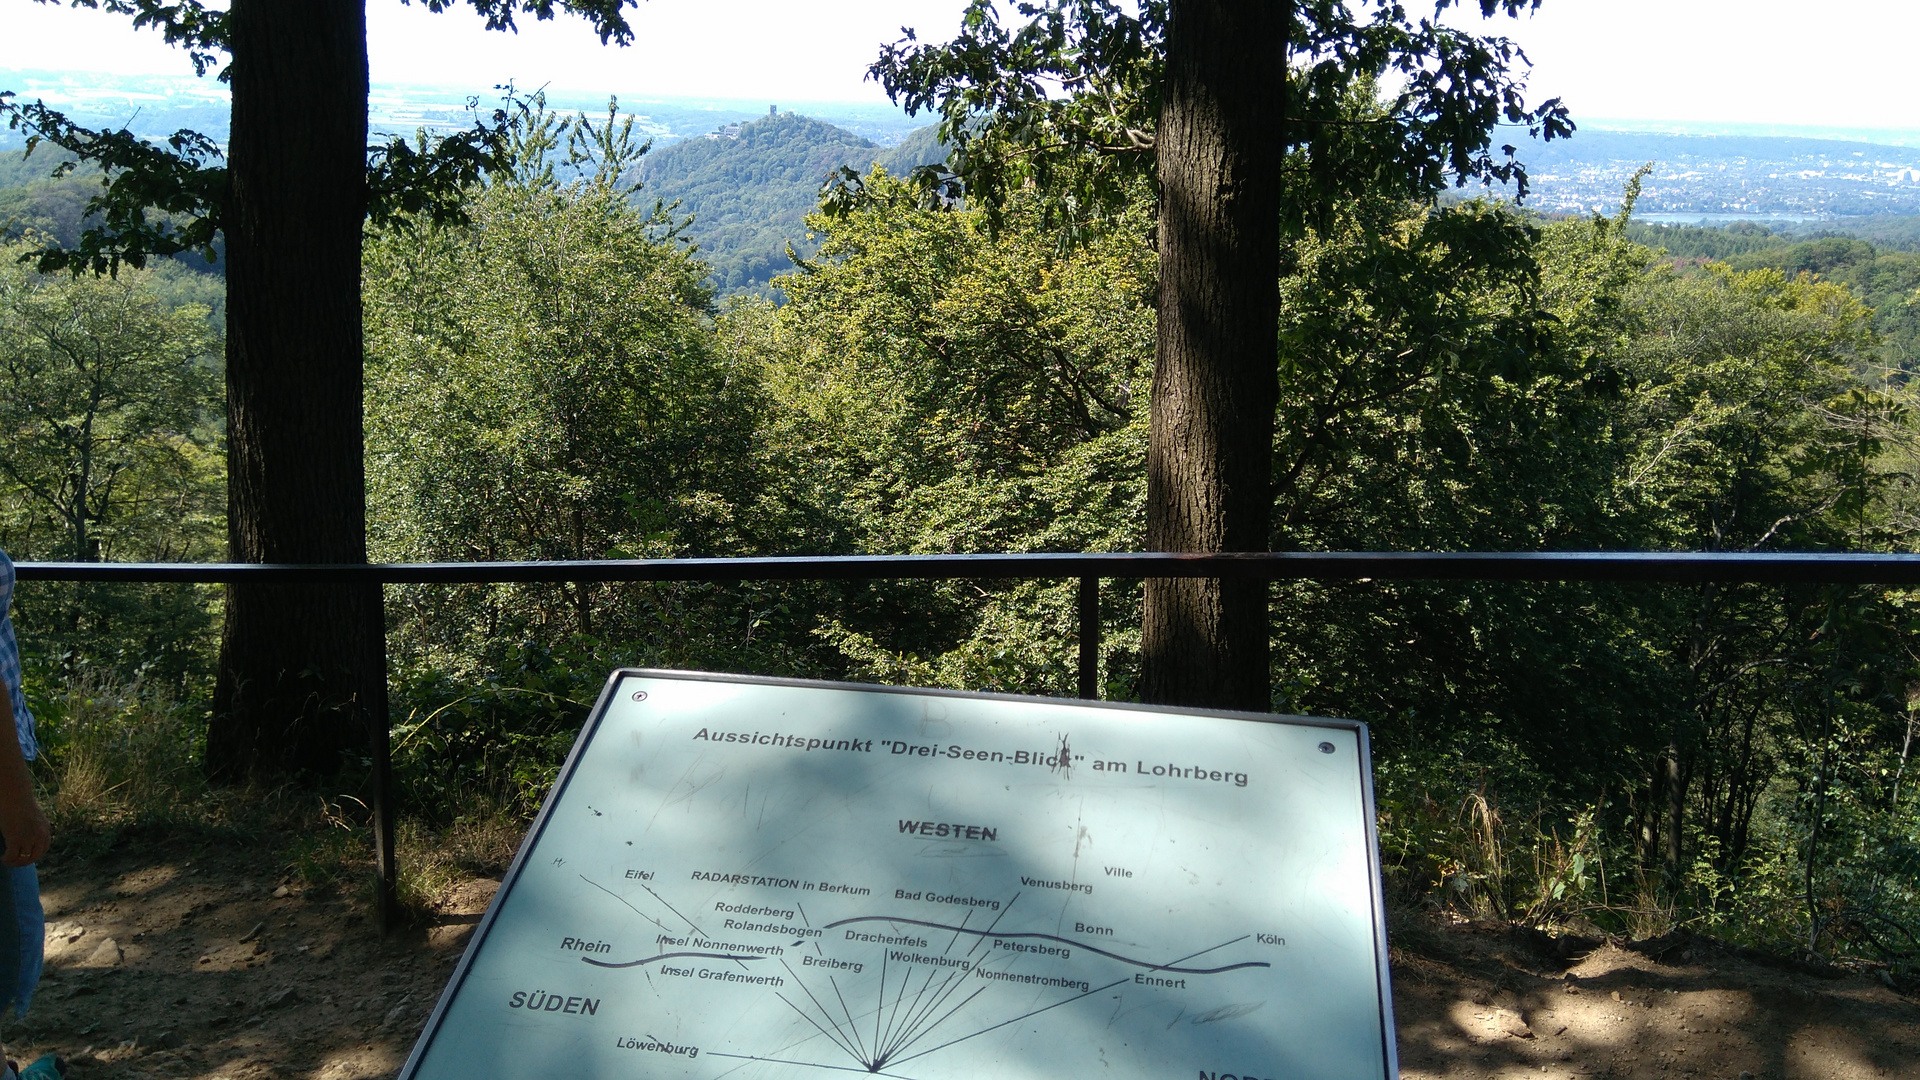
left=636, top=112, right=946, bottom=295
left=0, top=148, right=88, bottom=247
left=1622, top=223, right=1920, bottom=371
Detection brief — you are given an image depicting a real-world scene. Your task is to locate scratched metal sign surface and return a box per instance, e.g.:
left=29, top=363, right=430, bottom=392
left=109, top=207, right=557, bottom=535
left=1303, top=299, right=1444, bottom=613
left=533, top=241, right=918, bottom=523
left=400, top=670, right=1396, bottom=1080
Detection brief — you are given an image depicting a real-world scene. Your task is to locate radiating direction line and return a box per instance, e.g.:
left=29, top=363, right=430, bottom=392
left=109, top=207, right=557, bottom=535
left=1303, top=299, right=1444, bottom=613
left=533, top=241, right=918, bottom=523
left=771, top=920, right=1240, bottom=1073
left=776, top=931, right=1021, bottom=1072
left=577, top=875, right=672, bottom=935
left=747, top=911, right=1267, bottom=1072
left=881, top=980, right=991, bottom=1064
left=875, top=960, right=979, bottom=1066
left=823, top=916, right=1270, bottom=974
left=966, top=891, right=1020, bottom=957
left=636, top=878, right=705, bottom=937
left=882, top=960, right=946, bottom=1064
left=774, top=991, right=864, bottom=1066
left=781, top=959, right=868, bottom=1068
left=828, top=974, right=870, bottom=1066
left=874, top=949, right=887, bottom=1060
left=942, top=908, right=974, bottom=955
left=706, top=1050, right=925, bottom=1079
left=892, top=977, right=1133, bottom=1067
left=1150, top=934, right=1257, bottom=971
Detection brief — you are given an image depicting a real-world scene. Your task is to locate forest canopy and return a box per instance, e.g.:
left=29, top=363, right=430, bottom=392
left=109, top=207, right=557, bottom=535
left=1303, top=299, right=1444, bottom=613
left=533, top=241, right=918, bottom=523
left=7, top=46, right=1920, bottom=977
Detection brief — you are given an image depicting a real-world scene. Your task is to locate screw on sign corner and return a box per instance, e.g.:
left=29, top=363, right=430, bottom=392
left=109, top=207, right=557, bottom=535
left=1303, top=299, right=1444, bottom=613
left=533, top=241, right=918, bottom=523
left=1317, top=742, right=1336, bottom=754
left=631, top=690, right=648, bottom=702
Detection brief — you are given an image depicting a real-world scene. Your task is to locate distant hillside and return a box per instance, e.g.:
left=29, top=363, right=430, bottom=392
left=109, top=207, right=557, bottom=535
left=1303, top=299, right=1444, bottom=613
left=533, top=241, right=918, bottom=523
left=637, top=113, right=946, bottom=295
left=1621, top=221, right=1803, bottom=262
left=0, top=149, right=225, bottom=275
left=0, top=68, right=930, bottom=150
left=0, top=148, right=94, bottom=248
left=873, top=124, right=948, bottom=175
left=1624, top=216, right=1920, bottom=260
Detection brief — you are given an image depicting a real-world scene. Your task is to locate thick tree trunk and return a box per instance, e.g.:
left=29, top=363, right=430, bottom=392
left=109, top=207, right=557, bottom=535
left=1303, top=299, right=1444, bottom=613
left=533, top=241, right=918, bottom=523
left=207, top=0, right=381, bottom=780
left=1138, top=0, right=1283, bottom=711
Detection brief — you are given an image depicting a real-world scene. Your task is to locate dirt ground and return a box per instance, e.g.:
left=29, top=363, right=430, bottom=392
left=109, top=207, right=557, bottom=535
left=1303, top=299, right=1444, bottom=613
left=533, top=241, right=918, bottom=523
left=1391, top=918, right=1919, bottom=1080
left=5, top=832, right=1915, bottom=1080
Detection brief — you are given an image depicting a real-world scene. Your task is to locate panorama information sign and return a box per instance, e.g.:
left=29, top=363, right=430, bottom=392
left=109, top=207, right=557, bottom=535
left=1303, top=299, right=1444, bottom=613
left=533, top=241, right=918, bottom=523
left=400, top=670, right=1396, bottom=1080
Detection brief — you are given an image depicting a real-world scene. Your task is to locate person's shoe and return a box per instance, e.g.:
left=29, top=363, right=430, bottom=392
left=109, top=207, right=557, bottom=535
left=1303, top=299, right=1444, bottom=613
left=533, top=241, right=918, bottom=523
left=16, top=1055, right=63, bottom=1080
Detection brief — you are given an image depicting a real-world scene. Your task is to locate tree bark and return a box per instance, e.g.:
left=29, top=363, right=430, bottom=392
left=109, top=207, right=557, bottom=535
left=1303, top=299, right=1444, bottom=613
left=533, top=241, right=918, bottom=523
left=1636, top=771, right=1660, bottom=871
left=1663, top=742, right=1687, bottom=893
left=207, top=0, right=382, bottom=780
left=1138, top=0, right=1283, bottom=711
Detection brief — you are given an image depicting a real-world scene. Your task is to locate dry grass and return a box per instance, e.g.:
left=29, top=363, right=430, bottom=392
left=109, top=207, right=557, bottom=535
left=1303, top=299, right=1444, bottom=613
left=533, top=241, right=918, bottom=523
left=393, top=802, right=528, bottom=919
left=33, top=674, right=207, bottom=826
left=28, top=672, right=535, bottom=928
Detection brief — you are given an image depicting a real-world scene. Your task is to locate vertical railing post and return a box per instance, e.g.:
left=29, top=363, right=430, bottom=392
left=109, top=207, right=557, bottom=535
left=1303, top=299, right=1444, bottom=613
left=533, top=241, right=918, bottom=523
left=1077, top=575, right=1100, bottom=699
left=366, top=580, right=398, bottom=933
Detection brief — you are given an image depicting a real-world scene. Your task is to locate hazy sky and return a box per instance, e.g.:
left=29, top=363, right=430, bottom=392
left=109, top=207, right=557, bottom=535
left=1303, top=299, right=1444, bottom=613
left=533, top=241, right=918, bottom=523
left=3, top=0, right=1915, bottom=128
left=1447, top=0, right=1920, bottom=130
left=2, top=0, right=975, bottom=102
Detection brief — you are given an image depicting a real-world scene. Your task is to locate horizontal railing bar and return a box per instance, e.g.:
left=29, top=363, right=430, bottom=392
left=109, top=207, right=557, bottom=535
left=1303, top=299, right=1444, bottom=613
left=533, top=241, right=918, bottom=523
left=16, top=551, right=1920, bottom=585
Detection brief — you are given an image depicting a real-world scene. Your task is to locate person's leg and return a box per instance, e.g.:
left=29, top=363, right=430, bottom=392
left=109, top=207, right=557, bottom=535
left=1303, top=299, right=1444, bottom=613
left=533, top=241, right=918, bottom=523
left=7, top=868, right=37, bottom=1017
left=0, top=860, right=18, bottom=1079
left=8, top=869, right=64, bottom=1079
left=10, top=865, right=59, bottom=1078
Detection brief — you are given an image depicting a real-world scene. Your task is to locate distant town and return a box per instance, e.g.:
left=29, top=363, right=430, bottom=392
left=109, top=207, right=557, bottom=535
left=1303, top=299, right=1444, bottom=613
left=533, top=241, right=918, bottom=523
left=1503, top=127, right=1920, bottom=220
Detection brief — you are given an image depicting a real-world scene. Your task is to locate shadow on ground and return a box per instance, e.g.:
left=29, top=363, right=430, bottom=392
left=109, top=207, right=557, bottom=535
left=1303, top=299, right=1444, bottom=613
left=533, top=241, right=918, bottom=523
left=1392, top=919, right=1919, bottom=1079
left=12, top=833, right=1917, bottom=1080
left=5, top=827, right=497, bottom=1080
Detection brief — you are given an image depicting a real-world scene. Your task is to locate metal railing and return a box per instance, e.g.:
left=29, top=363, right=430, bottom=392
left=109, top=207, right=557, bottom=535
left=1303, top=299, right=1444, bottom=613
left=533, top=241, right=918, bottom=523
left=20, top=548, right=1920, bottom=927
left=26, top=550, right=1920, bottom=585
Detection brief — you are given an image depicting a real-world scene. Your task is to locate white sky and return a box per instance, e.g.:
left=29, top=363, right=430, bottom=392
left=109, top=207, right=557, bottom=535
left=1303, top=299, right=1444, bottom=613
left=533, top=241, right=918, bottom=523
left=1446, top=0, right=1920, bottom=130
left=1, top=0, right=974, bottom=102
left=2, top=0, right=1916, bottom=126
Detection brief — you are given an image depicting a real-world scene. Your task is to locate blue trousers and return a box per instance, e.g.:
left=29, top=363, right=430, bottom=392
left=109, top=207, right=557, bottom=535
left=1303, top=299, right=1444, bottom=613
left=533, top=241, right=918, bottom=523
left=0, top=864, right=41, bottom=1018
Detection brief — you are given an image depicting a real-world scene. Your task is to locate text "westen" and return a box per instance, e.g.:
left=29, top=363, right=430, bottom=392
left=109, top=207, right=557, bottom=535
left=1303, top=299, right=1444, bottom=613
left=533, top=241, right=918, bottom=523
left=898, top=819, right=998, bottom=842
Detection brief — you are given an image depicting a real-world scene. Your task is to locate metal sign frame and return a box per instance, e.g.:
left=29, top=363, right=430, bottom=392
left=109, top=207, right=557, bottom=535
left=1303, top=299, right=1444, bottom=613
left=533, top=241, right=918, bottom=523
left=398, top=668, right=1398, bottom=1079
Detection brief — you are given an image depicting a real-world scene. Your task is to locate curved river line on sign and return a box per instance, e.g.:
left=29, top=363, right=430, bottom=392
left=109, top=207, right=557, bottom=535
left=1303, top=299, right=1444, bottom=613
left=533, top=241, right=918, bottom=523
left=820, top=916, right=1272, bottom=975
left=581, top=950, right=769, bottom=970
